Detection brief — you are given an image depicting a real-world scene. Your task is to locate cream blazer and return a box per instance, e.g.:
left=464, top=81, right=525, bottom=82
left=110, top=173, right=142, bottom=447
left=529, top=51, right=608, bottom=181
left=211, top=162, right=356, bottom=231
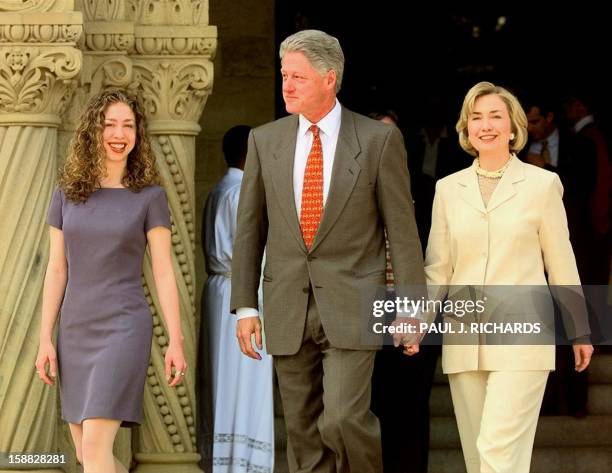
left=425, top=155, right=584, bottom=373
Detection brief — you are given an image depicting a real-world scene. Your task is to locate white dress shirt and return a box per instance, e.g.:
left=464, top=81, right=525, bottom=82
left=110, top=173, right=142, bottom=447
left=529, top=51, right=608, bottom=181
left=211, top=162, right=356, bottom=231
left=574, top=114, right=594, bottom=133
left=237, top=100, right=343, bottom=320
left=528, top=127, right=560, bottom=168
left=293, top=99, right=342, bottom=216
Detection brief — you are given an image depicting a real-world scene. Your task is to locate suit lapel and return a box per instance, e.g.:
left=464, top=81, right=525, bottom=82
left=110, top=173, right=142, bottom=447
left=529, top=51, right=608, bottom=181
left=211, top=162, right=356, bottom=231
left=269, top=115, right=307, bottom=252
left=458, top=163, right=487, bottom=214
left=310, top=108, right=361, bottom=252
left=485, top=156, right=524, bottom=212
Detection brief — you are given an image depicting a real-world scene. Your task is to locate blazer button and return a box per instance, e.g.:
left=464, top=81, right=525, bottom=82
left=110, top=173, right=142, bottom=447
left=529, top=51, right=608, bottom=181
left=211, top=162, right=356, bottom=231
left=302, top=287, right=309, bottom=294
left=307, top=255, right=317, bottom=261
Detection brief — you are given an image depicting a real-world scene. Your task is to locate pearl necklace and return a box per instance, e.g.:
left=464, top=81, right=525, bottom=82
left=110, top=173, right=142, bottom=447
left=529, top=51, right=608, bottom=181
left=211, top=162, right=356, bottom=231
left=475, top=157, right=512, bottom=179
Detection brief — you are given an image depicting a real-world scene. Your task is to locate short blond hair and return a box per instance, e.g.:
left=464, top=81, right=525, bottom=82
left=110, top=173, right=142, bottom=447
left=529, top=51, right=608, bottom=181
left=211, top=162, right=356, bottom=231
left=456, top=81, right=528, bottom=157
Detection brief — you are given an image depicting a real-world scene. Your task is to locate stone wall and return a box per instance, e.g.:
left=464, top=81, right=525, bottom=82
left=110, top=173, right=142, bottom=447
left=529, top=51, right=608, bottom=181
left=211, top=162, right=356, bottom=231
left=194, top=0, right=276, bottom=309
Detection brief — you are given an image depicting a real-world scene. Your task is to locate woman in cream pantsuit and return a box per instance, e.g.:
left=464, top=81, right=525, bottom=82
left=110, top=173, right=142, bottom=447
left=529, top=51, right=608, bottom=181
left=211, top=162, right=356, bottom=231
left=422, top=82, right=594, bottom=473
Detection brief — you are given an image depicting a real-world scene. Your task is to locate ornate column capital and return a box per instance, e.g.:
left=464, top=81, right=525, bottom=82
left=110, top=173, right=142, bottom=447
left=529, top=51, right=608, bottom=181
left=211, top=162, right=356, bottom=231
left=60, top=1, right=134, bottom=132
left=0, top=0, right=75, bottom=13
left=130, top=58, right=213, bottom=135
left=133, top=25, right=216, bottom=57
left=126, top=0, right=217, bottom=135
left=77, top=0, right=134, bottom=53
left=128, top=0, right=209, bottom=26
left=0, top=10, right=82, bottom=126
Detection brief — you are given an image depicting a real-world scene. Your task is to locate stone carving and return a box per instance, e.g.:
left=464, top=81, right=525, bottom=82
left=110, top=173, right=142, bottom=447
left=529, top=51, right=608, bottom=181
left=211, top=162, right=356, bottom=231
left=134, top=31, right=215, bottom=56
left=0, top=0, right=71, bottom=13
left=131, top=60, right=212, bottom=124
left=79, top=0, right=123, bottom=21
left=0, top=46, right=81, bottom=116
left=1, top=0, right=216, bottom=470
left=128, top=0, right=204, bottom=26
left=0, top=22, right=81, bottom=43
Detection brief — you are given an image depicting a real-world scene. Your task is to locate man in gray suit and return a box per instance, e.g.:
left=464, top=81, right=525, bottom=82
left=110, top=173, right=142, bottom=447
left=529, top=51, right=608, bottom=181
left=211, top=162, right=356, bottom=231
left=230, top=29, right=425, bottom=473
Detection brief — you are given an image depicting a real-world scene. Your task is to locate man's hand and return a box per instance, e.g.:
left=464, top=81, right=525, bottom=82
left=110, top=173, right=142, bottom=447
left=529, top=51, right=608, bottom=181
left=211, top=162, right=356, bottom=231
left=573, top=344, right=594, bottom=372
left=391, top=317, right=423, bottom=356
left=236, top=316, right=263, bottom=360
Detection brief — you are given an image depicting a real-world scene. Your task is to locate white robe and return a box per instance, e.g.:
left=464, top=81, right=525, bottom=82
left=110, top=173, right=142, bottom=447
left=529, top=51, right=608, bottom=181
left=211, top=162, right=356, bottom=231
left=202, top=167, right=274, bottom=473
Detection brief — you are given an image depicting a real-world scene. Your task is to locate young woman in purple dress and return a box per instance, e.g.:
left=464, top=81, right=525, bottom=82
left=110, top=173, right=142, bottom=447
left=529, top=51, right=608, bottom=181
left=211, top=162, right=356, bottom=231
left=35, top=89, right=187, bottom=473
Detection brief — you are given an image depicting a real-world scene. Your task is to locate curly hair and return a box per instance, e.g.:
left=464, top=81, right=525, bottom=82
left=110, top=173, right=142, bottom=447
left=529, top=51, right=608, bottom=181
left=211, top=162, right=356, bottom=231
left=59, top=89, right=159, bottom=203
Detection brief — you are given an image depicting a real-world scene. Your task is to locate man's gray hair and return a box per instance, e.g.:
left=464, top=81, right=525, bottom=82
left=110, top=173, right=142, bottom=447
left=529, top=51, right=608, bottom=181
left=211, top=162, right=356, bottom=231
left=279, top=29, right=344, bottom=93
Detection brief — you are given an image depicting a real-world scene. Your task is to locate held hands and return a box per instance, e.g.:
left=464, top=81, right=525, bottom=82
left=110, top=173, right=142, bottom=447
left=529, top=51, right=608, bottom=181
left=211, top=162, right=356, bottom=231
left=573, top=344, right=594, bottom=372
left=236, top=316, right=263, bottom=360
left=165, top=341, right=188, bottom=387
left=35, top=340, right=57, bottom=385
left=391, top=317, right=424, bottom=357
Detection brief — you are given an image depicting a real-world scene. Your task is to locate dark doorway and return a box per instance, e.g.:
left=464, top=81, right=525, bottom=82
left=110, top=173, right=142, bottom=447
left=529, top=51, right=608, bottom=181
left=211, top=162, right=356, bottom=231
left=275, top=2, right=611, bottom=135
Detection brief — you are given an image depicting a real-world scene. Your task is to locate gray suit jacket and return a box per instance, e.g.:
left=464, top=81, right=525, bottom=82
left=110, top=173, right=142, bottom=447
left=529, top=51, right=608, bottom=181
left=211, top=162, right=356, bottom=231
left=230, top=107, right=425, bottom=355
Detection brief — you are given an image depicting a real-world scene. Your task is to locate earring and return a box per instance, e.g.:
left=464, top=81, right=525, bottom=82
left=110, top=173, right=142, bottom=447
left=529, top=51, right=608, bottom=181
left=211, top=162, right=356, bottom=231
left=509, top=133, right=515, bottom=140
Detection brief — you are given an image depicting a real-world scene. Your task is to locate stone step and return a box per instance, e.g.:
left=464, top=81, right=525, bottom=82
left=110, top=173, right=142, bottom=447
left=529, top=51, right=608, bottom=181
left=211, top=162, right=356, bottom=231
left=534, top=415, right=612, bottom=447
left=430, top=383, right=612, bottom=416
left=430, top=384, right=453, bottom=415
left=588, top=384, right=612, bottom=414
left=274, top=445, right=612, bottom=473
left=429, top=446, right=612, bottom=473
left=276, top=411, right=612, bottom=460
left=590, top=352, right=612, bottom=384
left=430, top=415, right=612, bottom=449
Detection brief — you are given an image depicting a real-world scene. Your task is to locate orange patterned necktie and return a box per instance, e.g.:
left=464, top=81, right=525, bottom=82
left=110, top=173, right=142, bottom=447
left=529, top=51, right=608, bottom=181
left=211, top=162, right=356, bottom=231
left=300, top=125, right=324, bottom=249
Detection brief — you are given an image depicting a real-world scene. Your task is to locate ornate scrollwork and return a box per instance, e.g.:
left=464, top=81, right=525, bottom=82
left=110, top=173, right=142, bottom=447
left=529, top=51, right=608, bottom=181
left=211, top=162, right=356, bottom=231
left=134, top=33, right=215, bottom=56
left=78, top=0, right=123, bottom=21
left=128, top=0, right=203, bottom=26
left=83, top=32, right=134, bottom=52
left=0, top=46, right=81, bottom=115
left=0, top=0, right=71, bottom=13
left=130, top=59, right=212, bottom=123
left=0, top=23, right=82, bottom=44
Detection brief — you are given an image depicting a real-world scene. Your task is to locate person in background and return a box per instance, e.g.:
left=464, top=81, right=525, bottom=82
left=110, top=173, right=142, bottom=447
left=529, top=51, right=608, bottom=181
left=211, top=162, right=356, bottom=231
left=368, top=109, right=439, bottom=473
left=200, top=125, right=274, bottom=473
left=524, top=95, right=594, bottom=417
left=407, top=97, right=470, bottom=245
left=563, top=92, right=611, bottom=285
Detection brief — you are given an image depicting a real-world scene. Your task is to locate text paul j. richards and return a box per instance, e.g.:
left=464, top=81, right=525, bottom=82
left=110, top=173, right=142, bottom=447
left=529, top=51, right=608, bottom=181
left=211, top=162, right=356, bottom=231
left=372, top=320, right=543, bottom=335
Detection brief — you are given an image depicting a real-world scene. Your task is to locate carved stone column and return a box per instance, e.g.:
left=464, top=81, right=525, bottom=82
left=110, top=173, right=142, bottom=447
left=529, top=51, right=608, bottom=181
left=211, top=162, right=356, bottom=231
left=127, top=2, right=217, bottom=472
left=0, top=2, right=82, bottom=473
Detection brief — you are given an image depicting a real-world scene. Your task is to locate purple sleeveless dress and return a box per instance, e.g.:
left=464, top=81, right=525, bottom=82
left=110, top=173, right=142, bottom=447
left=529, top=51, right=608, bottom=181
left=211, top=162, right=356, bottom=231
left=46, top=185, right=171, bottom=426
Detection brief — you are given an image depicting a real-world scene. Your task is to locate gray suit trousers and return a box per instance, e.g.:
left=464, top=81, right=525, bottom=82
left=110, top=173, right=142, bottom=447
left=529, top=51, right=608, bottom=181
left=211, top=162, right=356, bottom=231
left=274, top=292, right=382, bottom=473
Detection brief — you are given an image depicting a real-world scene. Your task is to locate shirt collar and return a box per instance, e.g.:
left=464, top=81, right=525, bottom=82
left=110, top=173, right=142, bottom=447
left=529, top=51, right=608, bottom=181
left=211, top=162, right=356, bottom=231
left=298, top=99, right=342, bottom=138
left=574, top=115, right=595, bottom=133
left=544, top=127, right=560, bottom=146
left=227, top=167, right=243, bottom=178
